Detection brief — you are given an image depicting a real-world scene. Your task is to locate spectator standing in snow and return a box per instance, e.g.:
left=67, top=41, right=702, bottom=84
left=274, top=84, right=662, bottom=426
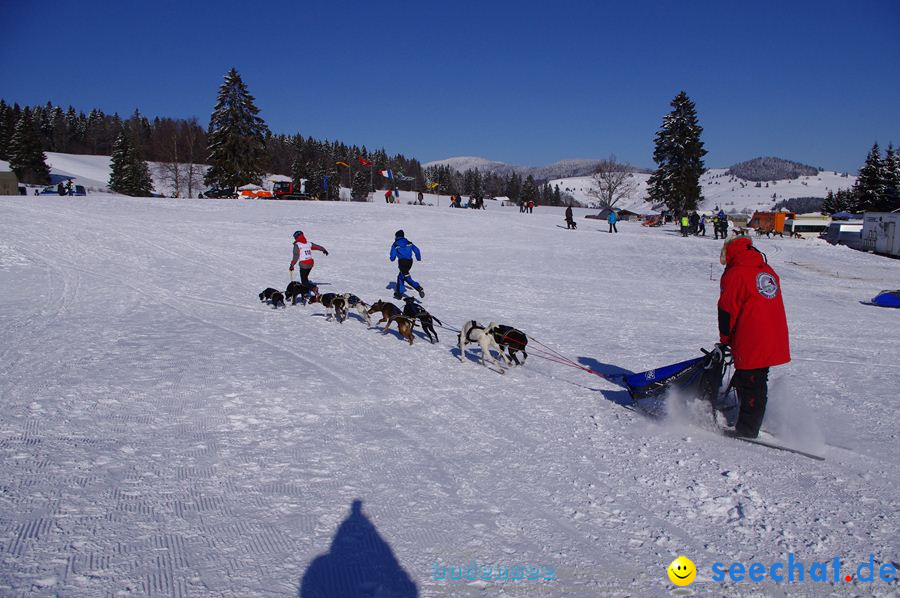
left=680, top=214, right=690, bottom=237
left=289, top=230, right=329, bottom=287
left=690, top=211, right=700, bottom=235
left=565, top=205, right=575, bottom=229
left=527, top=200, right=534, bottom=214
left=717, top=236, right=790, bottom=439
left=717, top=209, right=728, bottom=238
left=390, top=229, right=424, bottom=299
left=699, top=214, right=707, bottom=236
left=607, top=210, right=618, bottom=233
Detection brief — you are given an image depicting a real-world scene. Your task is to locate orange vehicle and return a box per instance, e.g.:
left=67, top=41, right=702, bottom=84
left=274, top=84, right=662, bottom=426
left=749, top=211, right=795, bottom=234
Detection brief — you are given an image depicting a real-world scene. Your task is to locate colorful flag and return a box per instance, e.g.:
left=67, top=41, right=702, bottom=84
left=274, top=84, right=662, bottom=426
left=335, top=161, right=350, bottom=168
left=357, top=156, right=374, bottom=167
left=379, top=169, right=394, bottom=179
left=426, top=182, right=439, bottom=189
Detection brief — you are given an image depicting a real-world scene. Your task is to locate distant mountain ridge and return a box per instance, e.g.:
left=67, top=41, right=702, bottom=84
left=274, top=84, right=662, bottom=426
left=426, top=155, right=826, bottom=183
left=423, top=156, right=621, bottom=181
left=725, top=157, right=820, bottom=181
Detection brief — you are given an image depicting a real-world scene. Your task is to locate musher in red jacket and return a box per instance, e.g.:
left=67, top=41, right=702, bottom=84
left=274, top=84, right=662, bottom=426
left=717, top=236, right=790, bottom=438
left=290, top=230, right=328, bottom=287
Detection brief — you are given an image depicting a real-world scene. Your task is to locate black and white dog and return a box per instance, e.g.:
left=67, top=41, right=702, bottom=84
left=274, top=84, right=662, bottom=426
left=402, top=297, right=443, bottom=343
left=489, top=324, right=528, bottom=366
left=309, top=292, right=347, bottom=322
left=285, top=281, right=317, bottom=305
left=259, top=287, right=286, bottom=309
left=259, top=287, right=279, bottom=302
left=270, top=291, right=286, bottom=309
left=457, top=320, right=506, bottom=367
left=341, top=294, right=372, bottom=325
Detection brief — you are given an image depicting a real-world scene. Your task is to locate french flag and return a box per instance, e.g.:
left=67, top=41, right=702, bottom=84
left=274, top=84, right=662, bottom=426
left=379, top=169, right=393, bottom=179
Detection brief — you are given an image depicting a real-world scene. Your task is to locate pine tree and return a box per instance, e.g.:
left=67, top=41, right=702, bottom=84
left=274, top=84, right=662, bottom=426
left=553, top=185, right=562, bottom=206
left=0, top=100, right=10, bottom=159
left=854, top=142, right=884, bottom=212
left=351, top=170, right=369, bottom=201
left=205, top=68, right=270, bottom=189
left=647, top=91, right=707, bottom=216
left=304, top=162, right=324, bottom=199
left=108, top=132, right=154, bottom=196
left=522, top=175, right=538, bottom=203
left=8, top=110, right=51, bottom=184
left=881, top=144, right=900, bottom=212
left=822, top=191, right=839, bottom=215
left=290, top=141, right=306, bottom=191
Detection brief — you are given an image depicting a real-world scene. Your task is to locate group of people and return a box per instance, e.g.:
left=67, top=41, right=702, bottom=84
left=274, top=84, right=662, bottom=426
left=448, top=195, right=485, bottom=209
left=518, top=200, right=535, bottom=213
left=452, top=195, right=485, bottom=209
left=283, top=222, right=789, bottom=442
left=289, top=229, right=425, bottom=300
left=55, top=179, right=76, bottom=196
left=679, top=209, right=729, bottom=239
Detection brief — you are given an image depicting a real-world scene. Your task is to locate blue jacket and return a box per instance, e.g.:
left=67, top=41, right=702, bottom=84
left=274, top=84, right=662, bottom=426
left=390, top=237, right=421, bottom=261
left=607, top=212, right=618, bottom=224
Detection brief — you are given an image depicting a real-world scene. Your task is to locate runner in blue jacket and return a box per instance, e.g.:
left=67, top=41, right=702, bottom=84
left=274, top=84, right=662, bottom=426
left=390, top=230, right=424, bottom=298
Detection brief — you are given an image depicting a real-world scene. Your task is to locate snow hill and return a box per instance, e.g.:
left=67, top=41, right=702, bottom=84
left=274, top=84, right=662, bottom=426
left=1, top=194, right=898, bottom=596
left=551, top=168, right=857, bottom=214
left=425, top=156, right=610, bottom=180
left=14, top=152, right=290, bottom=198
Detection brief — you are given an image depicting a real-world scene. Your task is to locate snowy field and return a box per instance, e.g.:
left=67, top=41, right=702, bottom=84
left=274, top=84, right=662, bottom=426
left=551, top=168, right=856, bottom=214
left=0, top=195, right=898, bottom=597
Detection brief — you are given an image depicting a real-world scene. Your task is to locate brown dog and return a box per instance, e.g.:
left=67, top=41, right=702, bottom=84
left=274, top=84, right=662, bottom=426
left=367, top=300, right=401, bottom=327
left=384, top=315, right=415, bottom=345
left=367, top=300, right=414, bottom=344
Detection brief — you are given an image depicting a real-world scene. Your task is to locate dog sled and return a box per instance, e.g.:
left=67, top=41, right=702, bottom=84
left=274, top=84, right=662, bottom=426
left=862, top=290, right=900, bottom=308
left=641, top=215, right=663, bottom=227
left=622, top=346, right=732, bottom=419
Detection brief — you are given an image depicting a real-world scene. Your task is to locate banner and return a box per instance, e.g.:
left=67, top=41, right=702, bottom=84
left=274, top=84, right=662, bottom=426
left=335, top=161, right=350, bottom=168
left=357, top=156, right=374, bottom=167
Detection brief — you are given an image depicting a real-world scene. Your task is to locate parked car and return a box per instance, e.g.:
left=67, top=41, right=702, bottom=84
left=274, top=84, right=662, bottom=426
left=199, top=186, right=237, bottom=199
left=36, top=184, right=86, bottom=196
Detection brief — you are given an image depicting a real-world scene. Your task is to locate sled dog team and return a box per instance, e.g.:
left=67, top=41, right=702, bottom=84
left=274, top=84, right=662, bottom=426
left=259, top=283, right=527, bottom=367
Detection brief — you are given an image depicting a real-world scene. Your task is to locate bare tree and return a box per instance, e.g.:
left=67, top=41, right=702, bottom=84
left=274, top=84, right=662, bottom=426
left=180, top=119, right=205, bottom=198
left=588, top=154, right=639, bottom=209
left=156, top=119, right=185, bottom=197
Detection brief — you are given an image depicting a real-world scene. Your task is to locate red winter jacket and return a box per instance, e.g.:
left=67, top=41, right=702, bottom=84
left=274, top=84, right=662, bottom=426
left=718, top=237, right=790, bottom=370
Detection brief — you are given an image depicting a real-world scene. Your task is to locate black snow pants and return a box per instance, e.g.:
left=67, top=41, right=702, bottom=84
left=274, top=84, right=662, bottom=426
left=732, top=367, right=769, bottom=438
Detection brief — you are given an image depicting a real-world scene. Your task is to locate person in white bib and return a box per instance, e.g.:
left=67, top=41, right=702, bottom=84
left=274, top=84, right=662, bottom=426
left=289, top=230, right=329, bottom=287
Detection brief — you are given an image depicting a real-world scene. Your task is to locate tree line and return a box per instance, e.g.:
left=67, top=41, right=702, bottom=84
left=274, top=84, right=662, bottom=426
left=822, top=143, right=900, bottom=214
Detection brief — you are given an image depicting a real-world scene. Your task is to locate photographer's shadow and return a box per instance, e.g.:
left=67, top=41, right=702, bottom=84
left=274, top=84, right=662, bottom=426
left=299, top=499, right=418, bottom=598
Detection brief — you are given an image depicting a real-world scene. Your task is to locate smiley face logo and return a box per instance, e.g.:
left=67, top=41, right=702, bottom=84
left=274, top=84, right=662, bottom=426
left=668, top=556, right=696, bottom=586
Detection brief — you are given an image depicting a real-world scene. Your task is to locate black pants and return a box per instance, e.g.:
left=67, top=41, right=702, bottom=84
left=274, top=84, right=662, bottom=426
left=299, top=266, right=313, bottom=286
left=609, top=222, right=617, bottom=233
left=732, top=367, right=769, bottom=438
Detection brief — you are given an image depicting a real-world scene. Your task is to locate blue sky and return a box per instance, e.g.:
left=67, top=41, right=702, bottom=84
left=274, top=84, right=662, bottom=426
left=2, top=0, right=898, bottom=171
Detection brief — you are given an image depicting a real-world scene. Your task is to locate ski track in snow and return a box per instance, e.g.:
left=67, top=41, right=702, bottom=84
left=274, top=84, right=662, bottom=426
left=0, top=195, right=898, bottom=597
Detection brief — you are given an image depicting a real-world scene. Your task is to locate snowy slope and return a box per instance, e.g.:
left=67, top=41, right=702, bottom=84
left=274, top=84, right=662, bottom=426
left=551, top=168, right=857, bottom=213
left=36, top=152, right=289, bottom=198
left=0, top=196, right=898, bottom=597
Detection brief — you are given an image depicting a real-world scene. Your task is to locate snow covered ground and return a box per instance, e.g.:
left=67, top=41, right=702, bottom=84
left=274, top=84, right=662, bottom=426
left=0, top=195, right=898, bottom=597
left=551, top=168, right=857, bottom=215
